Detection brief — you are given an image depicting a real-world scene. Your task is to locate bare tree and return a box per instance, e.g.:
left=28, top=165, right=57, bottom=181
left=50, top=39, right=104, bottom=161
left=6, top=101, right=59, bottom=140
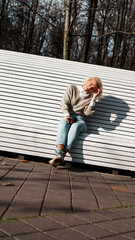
left=80, top=0, right=98, bottom=62
left=63, top=0, right=72, bottom=59
left=63, top=0, right=77, bottom=60
left=111, top=0, right=127, bottom=67
left=23, top=0, right=39, bottom=53
left=96, top=0, right=111, bottom=65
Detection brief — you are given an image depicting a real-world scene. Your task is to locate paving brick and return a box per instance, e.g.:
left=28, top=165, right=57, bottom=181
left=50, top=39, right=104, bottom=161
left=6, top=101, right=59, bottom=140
left=73, top=211, right=109, bottom=223
left=48, top=228, right=93, bottom=240
left=42, top=169, right=71, bottom=215
left=15, top=232, right=54, bottom=240
left=48, top=213, right=86, bottom=227
left=42, top=188, right=71, bottom=214
left=105, top=208, right=130, bottom=220
left=96, top=209, right=119, bottom=220
left=0, top=220, right=37, bottom=235
left=5, top=202, right=42, bottom=219
left=72, top=198, right=98, bottom=212
left=69, top=171, right=98, bottom=211
left=71, top=188, right=98, bottom=212
left=111, top=207, right=135, bottom=218
left=97, top=219, right=135, bottom=234
left=122, top=231, right=135, bottom=240
left=115, top=217, right=135, bottom=227
left=97, top=208, right=135, bottom=221
left=117, top=193, right=135, bottom=206
left=86, top=172, right=122, bottom=209
left=73, top=223, right=115, bottom=239
left=100, top=235, right=129, bottom=240
left=22, top=217, right=65, bottom=231
left=0, top=237, right=15, bottom=240
left=42, top=199, right=71, bottom=215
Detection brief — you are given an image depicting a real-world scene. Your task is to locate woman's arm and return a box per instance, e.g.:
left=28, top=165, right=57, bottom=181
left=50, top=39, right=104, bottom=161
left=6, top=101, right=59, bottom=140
left=84, top=88, right=101, bottom=116
left=61, top=85, right=72, bottom=115
left=61, top=85, right=74, bottom=123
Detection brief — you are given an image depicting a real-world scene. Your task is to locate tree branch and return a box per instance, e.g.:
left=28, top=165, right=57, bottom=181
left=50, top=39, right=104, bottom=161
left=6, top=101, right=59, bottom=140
left=69, top=0, right=77, bottom=33
left=100, top=30, right=135, bottom=38
left=15, top=0, right=59, bottom=30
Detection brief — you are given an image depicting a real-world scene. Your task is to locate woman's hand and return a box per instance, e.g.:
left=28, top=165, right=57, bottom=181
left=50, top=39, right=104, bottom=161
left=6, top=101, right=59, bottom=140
left=65, top=115, right=73, bottom=124
left=93, top=88, right=100, bottom=99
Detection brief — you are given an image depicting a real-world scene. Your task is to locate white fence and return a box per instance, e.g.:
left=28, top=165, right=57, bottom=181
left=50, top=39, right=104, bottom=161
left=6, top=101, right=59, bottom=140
left=0, top=49, right=135, bottom=171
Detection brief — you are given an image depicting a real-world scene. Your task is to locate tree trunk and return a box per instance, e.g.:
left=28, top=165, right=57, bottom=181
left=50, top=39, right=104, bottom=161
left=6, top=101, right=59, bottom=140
left=119, top=0, right=133, bottom=68
left=111, top=0, right=127, bottom=68
left=96, top=16, right=106, bottom=65
left=24, top=0, right=39, bottom=53
left=96, top=0, right=111, bottom=65
left=63, top=0, right=72, bottom=60
left=81, top=0, right=98, bottom=63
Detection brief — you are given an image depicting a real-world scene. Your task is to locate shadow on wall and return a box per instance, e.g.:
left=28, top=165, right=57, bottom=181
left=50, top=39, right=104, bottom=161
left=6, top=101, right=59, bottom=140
left=86, top=95, right=130, bottom=134
left=69, top=95, right=130, bottom=164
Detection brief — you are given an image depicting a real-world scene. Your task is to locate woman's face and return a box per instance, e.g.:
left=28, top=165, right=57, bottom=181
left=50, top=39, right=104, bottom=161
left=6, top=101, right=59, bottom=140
left=84, top=79, right=98, bottom=94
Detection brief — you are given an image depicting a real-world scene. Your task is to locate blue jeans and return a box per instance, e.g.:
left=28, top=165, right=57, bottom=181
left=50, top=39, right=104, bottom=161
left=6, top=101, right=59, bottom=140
left=56, top=115, right=88, bottom=150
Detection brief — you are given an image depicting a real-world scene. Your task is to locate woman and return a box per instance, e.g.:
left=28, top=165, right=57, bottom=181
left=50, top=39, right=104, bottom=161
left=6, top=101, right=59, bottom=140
left=49, top=76, right=103, bottom=167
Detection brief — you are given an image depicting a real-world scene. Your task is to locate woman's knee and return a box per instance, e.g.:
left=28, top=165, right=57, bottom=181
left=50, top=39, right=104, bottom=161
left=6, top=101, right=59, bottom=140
left=75, top=121, right=87, bottom=133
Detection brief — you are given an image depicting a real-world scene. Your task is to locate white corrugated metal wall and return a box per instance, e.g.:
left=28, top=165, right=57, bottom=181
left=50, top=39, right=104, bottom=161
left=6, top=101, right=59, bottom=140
left=0, top=49, right=135, bottom=171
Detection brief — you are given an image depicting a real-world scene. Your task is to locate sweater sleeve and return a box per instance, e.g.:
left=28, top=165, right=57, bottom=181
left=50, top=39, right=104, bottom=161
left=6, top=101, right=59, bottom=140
left=83, top=104, right=95, bottom=117
left=60, top=85, right=72, bottom=115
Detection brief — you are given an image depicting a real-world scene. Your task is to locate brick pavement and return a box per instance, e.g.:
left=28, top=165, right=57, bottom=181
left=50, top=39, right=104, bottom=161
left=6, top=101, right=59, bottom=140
left=0, top=156, right=135, bottom=239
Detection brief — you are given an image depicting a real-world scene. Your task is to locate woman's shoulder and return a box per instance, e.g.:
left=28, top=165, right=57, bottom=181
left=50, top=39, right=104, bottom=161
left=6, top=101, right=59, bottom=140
left=67, top=84, right=78, bottom=91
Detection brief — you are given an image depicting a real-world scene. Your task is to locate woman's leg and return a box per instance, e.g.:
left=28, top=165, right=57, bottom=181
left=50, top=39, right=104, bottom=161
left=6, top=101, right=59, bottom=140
left=56, top=117, right=71, bottom=147
left=49, top=117, right=71, bottom=167
left=65, top=116, right=87, bottom=150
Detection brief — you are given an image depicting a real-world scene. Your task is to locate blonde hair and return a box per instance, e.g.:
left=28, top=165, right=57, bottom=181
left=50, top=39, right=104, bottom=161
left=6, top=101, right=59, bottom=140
left=82, top=76, right=103, bottom=100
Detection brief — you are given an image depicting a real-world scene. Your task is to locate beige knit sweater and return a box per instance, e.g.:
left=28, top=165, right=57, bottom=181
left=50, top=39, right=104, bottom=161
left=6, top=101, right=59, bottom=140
left=61, top=85, right=95, bottom=118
